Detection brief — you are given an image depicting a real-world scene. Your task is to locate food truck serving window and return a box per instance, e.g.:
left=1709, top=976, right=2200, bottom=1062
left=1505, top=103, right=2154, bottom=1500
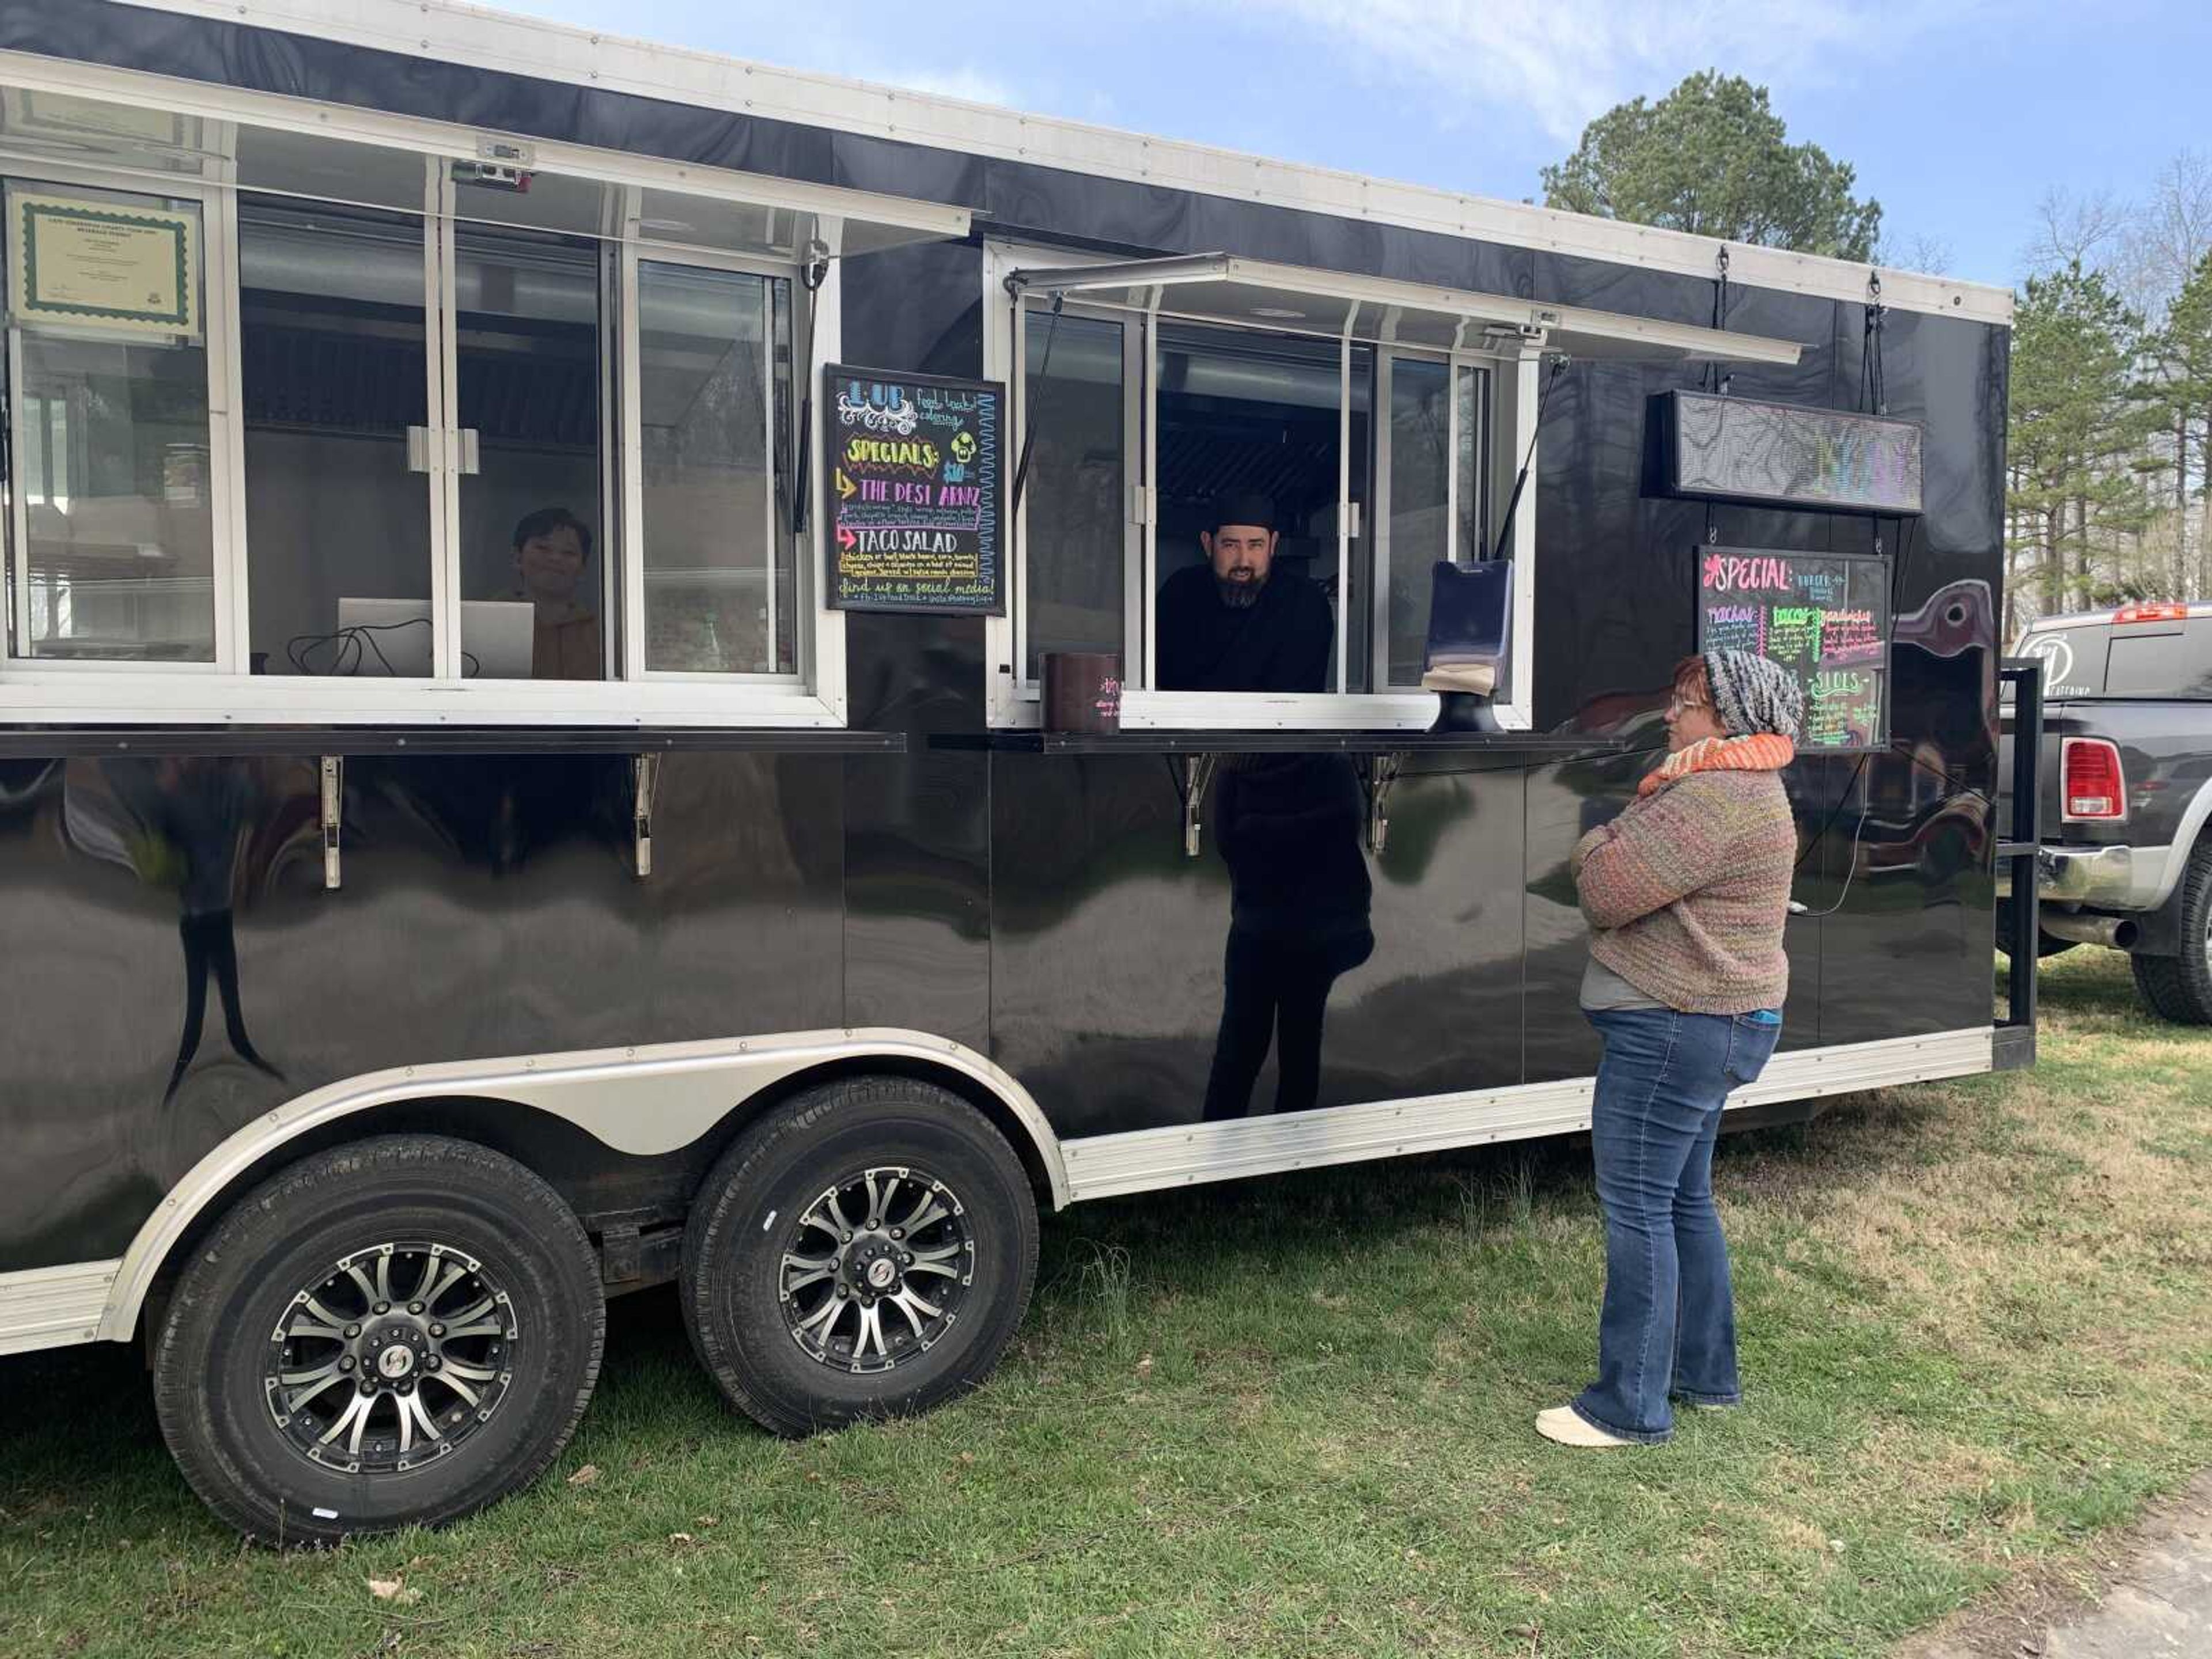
left=0, top=78, right=971, bottom=727
left=983, top=244, right=1802, bottom=733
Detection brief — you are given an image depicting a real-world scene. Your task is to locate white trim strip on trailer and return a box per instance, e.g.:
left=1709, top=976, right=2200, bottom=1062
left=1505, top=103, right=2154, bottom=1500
left=1056, top=1025, right=1996, bottom=1201
left=109, top=0, right=2013, bottom=326
left=0, top=48, right=974, bottom=251
left=0, top=1259, right=121, bottom=1355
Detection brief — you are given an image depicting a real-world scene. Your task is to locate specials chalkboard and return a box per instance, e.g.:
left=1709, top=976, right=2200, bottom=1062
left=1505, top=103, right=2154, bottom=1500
left=1696, top=548, right=1890, bottom=751
left=823, top=365, right=1005, bottom=615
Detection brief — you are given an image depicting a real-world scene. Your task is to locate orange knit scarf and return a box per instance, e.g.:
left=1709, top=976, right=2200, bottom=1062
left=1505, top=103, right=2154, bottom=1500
left=1637, top=732, right=1797, bottom=797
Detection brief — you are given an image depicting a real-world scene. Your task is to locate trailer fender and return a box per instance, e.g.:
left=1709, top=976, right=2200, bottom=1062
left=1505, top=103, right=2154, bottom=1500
left=99, top=1028, right=1068, bottom=1344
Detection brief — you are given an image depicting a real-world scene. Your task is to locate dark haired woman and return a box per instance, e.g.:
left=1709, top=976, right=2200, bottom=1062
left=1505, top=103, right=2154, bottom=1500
left=1540, top=649, right=1803, bottom=1449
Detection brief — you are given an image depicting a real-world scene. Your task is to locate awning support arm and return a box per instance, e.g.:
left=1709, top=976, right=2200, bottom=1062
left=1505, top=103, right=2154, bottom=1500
left=1490, top=354, right=1567, bottom=564
left=1010, top=291, right=1066, bottom=512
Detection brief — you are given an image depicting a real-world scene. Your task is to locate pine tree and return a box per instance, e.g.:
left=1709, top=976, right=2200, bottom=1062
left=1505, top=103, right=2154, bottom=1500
left=1540, top=71, right=1881, bottom=260
left=2160, top=251, right=2212, bottom=595
left=2006, top=263, right=2162, bottom=631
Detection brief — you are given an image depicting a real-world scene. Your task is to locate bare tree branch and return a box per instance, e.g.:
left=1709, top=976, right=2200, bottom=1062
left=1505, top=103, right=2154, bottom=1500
left=2116, top=149, right=2212, bottom=311
left=2021, top=185, right=2128, bottom=275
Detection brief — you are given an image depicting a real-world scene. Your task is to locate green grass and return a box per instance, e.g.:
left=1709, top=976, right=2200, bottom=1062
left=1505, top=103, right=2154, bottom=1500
left=6, top=949, right=2211, bottom=1657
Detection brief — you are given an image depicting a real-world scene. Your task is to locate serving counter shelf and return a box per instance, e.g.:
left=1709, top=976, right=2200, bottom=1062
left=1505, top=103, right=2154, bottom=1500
left=0, top=726, right=910, bottom=759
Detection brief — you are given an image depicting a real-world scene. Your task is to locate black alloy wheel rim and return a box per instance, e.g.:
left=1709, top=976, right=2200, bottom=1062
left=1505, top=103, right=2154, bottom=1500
left=264, top=1241, right=516, bottom=1474
left=778, top=1166, right=977, bottom=1374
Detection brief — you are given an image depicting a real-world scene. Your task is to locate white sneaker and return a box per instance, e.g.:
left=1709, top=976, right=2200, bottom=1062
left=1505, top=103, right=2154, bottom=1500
left=1535, top=1406, right=1637, bottom=1448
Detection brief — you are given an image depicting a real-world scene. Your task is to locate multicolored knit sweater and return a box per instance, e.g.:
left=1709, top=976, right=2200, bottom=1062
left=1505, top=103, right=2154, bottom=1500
left=1570, top=741, right=1797, bottom=1015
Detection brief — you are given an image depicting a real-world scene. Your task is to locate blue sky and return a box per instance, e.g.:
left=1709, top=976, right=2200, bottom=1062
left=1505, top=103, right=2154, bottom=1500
left=501, top=0, right=2212, bottom=292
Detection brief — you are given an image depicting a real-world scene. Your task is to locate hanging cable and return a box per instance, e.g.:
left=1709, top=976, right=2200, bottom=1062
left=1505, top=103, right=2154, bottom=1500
left=1700, top=247, right=1733, bottom=546
left=1862, top=270, right=1889, bottom=558
left=1707, top=245, right=1733, bottom=395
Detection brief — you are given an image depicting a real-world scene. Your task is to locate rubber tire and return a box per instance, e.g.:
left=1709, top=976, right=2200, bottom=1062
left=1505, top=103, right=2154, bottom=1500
left=2130, top=843, right=2212, bottom=1025
left=153, top=1135, right=605, bottom=1546
left=681, top=1077, right=1039, bottom=1437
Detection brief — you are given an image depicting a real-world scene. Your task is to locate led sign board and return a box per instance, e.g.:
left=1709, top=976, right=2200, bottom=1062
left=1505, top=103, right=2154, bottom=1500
left=1657, top=391, right=1922, bottom=516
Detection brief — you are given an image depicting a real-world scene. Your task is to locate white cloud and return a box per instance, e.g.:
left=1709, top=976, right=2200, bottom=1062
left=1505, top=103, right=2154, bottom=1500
left=1234, top=0, right=1988, bottom=146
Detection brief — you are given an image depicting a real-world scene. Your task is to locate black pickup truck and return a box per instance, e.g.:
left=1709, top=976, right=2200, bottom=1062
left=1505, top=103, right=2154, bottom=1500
left=2001, top=603, right=2212, bottom=1022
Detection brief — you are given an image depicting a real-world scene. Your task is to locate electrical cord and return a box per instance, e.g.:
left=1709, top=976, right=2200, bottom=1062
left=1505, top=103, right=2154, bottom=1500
left=1787, top=756, right=1877, bottom=918
left=286, top=616, right=482, bottom=677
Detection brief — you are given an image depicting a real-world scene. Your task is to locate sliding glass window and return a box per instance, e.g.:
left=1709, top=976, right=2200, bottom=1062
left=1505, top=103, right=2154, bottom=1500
left=238, top=196, right=435, bottom=677
left=630, top=258, right=794, bottom=677
left=1020, top=307, right=1128, bottom=681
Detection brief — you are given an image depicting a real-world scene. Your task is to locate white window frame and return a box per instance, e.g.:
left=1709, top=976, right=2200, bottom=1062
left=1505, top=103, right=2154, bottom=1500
left=1370, top=349, right=1498, bottom=694
left=0, top=56, right=972, bottom=728
left=2, top=162, right=240, bottom=679
left=620, top=230, right=813, bottom=688
left=983, top=238, right=1535, bottom=732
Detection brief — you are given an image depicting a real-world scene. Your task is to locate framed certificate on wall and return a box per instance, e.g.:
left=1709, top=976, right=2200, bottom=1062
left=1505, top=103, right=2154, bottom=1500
left=8, top=188, right=198, bottom=338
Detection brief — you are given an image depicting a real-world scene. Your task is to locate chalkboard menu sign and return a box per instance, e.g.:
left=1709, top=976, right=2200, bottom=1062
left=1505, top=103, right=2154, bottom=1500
left=1696, top=548, right=1889, bottom=750
left=823, top=365, right=1005, bottom=615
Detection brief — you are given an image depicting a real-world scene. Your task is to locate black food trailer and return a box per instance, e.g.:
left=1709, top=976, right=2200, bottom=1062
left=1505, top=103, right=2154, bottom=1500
left=0, top=0, right=2037, bottom=1541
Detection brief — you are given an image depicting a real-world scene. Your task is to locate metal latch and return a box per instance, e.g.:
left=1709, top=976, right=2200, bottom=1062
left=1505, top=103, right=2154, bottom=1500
left=1130, top=483, right=1156, bottom=527
left=319, top=755, right=343, bottom=890
left=632, top=753, right=661, bottom=877
left=404, top=426, right=433, bottom=474
left=1175, top=752, right=1218, bottom=858
left=1363, top=751, right=1404, bottom=854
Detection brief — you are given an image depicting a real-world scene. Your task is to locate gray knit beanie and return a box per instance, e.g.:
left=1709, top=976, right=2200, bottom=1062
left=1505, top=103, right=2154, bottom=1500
left=1703, top=648, right=1804, bottom=742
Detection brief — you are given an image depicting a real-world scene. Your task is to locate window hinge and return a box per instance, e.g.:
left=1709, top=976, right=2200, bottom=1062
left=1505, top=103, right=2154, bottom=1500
left=1343, top=501, right=1362, bottom=542
left=1130, top=484, right=1156, bottom=527
left=319, top=755, right=343, bottom=890
left=1363, top=751, right=1404, bottom=854
left=632, top=752, right=661, bottom=877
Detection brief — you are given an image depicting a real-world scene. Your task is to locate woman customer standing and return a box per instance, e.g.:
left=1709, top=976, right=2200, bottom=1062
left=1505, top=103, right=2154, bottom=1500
left=1541, top=649, right=1804, bottom=1449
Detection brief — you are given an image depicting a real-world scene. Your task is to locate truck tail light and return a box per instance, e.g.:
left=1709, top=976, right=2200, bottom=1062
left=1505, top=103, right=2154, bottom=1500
left=2062, top=737, right=2126, bottom=820
left=2113, top=603, right=2188, bottom=624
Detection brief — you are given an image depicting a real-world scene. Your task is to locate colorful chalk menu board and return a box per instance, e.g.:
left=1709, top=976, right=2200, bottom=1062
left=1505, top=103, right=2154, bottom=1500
left=823, top=365, right=1005, bottom=615
left=1696, top=548, right=1890, bottom=750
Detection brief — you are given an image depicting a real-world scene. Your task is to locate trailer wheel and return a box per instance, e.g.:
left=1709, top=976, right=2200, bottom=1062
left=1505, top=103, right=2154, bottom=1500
left=2130, top=842, right=2212, bottom=1024
left=681, top=1077, right=1038, bottom=1437
left=153, top=1135, right=604, bottom=1545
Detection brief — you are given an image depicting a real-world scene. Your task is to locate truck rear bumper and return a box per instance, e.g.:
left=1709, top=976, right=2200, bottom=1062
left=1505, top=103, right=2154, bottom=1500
left=1997, top=842, right=2171, bottom=908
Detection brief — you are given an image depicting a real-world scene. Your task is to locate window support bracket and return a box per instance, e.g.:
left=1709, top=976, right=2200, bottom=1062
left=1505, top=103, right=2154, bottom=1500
left=319, top=755, right=343, bottom=891
left=1169, top=751, right=1218, bottom=858
left=632, top=752, right=661, bottom=878
left=1363, top=751, right=1406, bottom=854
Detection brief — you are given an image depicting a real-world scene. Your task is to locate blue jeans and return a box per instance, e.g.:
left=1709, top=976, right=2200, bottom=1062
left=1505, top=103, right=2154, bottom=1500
left=1573, top=1006, right=1782, bottom=1444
